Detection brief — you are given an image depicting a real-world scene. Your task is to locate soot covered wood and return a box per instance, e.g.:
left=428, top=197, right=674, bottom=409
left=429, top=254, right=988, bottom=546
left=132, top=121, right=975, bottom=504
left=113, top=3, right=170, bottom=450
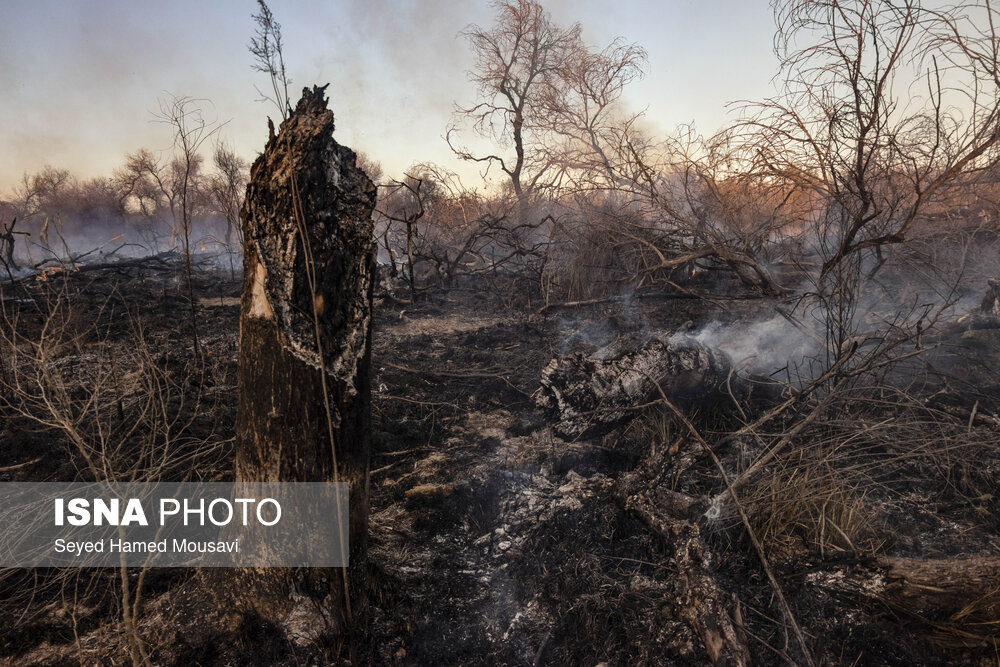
left=233, top=85, right=376, bottom=653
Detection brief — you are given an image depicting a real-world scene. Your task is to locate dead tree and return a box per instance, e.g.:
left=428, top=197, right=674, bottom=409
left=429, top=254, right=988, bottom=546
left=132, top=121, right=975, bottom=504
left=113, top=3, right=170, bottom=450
left=234, top=85, right=376, bottom=654
left=0, top=219, right=18, bottom=271
left=449, top=0, right=581, bottom=217
left=155, top=96, right=220, bottom=357
left=376, top=175, right=425, bottom=298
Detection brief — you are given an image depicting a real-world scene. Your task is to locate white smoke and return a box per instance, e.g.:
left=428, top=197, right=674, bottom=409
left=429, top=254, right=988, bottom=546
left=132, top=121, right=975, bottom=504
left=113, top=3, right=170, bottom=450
left=690, top=313, right=821, bottom=378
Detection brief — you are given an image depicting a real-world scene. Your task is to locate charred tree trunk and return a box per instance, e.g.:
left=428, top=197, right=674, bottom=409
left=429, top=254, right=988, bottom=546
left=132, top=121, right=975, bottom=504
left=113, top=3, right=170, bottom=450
left=233, top=85, right=376, bottom=654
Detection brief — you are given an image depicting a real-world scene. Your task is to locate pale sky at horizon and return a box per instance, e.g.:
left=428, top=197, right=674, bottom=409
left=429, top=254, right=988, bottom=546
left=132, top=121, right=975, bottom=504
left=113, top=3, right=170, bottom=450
left=0, top=0, right=780, bottom=197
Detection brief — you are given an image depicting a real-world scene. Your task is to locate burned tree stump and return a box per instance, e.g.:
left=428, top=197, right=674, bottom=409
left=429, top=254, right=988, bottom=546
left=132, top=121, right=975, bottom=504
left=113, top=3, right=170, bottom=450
left=233, top=85, right=376, bottom=651
left=537, top=335, right=732, bottom=440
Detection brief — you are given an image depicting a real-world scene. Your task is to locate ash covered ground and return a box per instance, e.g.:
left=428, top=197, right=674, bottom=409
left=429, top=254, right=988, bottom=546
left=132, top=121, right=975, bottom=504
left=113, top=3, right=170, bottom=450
left=1, top=255, right=999, bottom=666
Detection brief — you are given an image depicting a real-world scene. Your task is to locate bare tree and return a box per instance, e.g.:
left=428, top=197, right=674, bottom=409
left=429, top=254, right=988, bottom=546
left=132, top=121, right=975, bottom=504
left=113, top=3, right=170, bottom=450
left=114, top=148, right=182, bottom=250
left=12, top=167, right=73, bottom=255
left=449, top=0, right=581, bottom=216
left=209, top=142, right=248, bottom=244
left=73, top=176, right=124, bottom=223
left=744, top=0, right=1000, bottom=280
left=207, top=143, right=248, bottom=278
left=13, top=166, right=72, bottom=218
left=0, top=286, right=227, bottom=666
left=538, top=37, right=647, bottom=191
left=355, top=150, right=384, bottom=185
left=154, top=95, right=224, bottom=356
left=376, top=174, right=426, bottom=297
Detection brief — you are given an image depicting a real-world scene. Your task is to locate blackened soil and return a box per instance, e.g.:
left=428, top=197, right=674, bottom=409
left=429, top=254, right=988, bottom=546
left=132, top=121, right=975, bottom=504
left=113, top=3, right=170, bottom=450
left=2, top=265, right=999, bottom=666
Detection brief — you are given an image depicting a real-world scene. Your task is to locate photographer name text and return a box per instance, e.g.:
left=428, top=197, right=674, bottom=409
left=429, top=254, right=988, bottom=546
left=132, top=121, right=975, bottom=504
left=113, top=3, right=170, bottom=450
left=54, top=537, right=239, bottom=554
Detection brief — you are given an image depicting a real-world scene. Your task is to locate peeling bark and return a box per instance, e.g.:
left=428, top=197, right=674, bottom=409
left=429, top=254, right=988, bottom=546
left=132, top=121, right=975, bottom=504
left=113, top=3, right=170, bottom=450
left=233, top=85, right=376, bottom=652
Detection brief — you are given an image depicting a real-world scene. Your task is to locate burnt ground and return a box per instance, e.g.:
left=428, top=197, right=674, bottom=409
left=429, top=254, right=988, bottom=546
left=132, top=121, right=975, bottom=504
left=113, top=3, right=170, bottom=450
left=366, top=283, right=1000, bottom=666
left=1, top=259, right=1000, bottom=665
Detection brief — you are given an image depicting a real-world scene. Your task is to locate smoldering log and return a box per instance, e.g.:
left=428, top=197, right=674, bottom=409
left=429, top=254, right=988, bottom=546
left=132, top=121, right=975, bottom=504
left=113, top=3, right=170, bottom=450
left=232, top=85, right=376, bottom=650
left=537, top=335, right=732, bottom=440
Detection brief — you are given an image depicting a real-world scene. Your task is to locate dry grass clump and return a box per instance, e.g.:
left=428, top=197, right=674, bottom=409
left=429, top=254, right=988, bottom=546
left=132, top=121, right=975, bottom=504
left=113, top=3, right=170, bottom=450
left=743, top=456, right=880, bottom=557
left=917, top=588, right=1000, bottom=648
left=0, top=277, right=234, bottom=664
left=736, top=383, right=999, bottom=561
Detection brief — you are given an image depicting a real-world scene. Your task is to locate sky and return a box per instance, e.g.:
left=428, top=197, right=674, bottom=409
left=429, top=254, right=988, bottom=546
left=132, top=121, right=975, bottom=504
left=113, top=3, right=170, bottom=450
left=0, top=0, right=780, bottom=196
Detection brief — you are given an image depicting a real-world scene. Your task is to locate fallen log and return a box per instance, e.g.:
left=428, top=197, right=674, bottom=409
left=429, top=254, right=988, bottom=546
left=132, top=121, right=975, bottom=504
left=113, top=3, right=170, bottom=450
left=807, top=556, right=1000, bottom=646
left=2, top=249, right=194, bottom=286
left=881, top=556, right=1000, bottom=618
left=536, top=334, right=732, bottom=440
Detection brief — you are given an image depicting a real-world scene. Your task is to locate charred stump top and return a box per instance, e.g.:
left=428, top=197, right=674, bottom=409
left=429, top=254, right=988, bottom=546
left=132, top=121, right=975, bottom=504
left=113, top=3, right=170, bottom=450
left=241, top=84, right=377, bottom=385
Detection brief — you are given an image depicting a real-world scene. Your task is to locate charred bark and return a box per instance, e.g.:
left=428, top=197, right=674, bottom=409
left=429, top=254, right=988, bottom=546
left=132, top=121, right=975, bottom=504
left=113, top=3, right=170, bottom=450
left=233, top=85, right=376, bottom=653
left=536, top=335, right=732, bottom=440
left=809, top=556, right=1000, bottom=647
left=616, top=461, right=751, bottom=666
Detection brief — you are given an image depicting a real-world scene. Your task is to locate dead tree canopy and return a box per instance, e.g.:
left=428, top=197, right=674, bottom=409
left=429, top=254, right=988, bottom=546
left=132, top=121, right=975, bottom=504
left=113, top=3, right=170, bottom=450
left=537, top=335, right=732, bottom=440
left=234, top=84, right=376, bottom=649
